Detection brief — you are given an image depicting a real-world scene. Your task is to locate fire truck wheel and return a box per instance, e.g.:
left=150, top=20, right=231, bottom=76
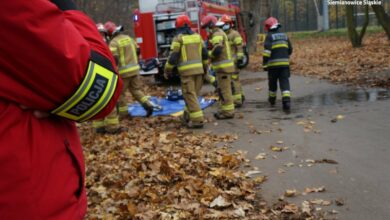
left=238, top=50, right=249, bottom=69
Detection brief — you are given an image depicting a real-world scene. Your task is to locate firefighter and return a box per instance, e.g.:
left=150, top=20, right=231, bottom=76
left=91, top=22, right=124, bottom=134
left=104, top=21, right=157, bottom=118
left=217, top=14, right=245, bottom=107
left=0, top=0, right=122, bottom=218
left=164, top=15, right=208, bottom=128
left=201, top=15, right=236, bottom=119
left=263, top=17, right=293, bottom=111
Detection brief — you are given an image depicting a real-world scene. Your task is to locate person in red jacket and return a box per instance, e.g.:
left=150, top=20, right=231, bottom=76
left=0, top=0, right=122, bottom=219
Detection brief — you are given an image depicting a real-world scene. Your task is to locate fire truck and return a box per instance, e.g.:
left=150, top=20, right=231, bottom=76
left=133, top=0, right=250, bottom=81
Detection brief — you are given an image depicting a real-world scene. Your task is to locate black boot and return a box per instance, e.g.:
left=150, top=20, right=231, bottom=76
left=142, top=103, right=154, bottom=117
left=268, top=97, right=276, bottom=106
left=282, top=97, right=291, bottom=111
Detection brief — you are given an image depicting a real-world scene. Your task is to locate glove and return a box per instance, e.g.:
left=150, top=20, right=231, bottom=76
left=236, top=59, right=244, bottom=68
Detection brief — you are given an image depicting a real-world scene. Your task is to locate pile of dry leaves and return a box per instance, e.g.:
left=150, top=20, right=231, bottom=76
left=78, top=116, right=326, bottom=219
left=249, top=32, right=390, bottom=87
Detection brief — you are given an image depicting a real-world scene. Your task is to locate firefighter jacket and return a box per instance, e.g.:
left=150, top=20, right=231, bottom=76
left=0, top=1, right=122, bottom=219
left=209, top=28, right=235, bottom=74
left=165, top=29, right=208, bottom=76
left=226, top=29, right=244, bottom=62
left=109, top=34, right=140, bottom=78
left=262, top=29, right=293, bottom=70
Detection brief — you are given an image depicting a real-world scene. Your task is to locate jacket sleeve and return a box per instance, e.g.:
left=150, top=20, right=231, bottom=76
left=287, top=37, right=293, bottom=56
left=262, top=34, right=272, bottom=69
left=233, top=33, right=244, bottom=60
left=0, top=0, right=122, bottom=122
left=209, top=33, right=225, bottom=59
left=165, top=36, right=181, bottom=73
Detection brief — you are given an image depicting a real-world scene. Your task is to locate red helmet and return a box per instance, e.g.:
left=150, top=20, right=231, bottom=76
left=201, top=15, right=218, bottom=29
left=221, top=14, right=233, bottom=24
left=104, top=21, right=117, bottom=36
left=176, top=15, right=192, bottom=28
left=264, top=17, right=279, bottom=31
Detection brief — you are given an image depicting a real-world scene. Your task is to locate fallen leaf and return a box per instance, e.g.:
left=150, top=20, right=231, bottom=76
left=271, top=146, right=283, bottom=152
left=284, top=189, right=298, bottom=197
left=210, top=195, right=232, bottom=208
left=255, top=153, right=267, bottom=160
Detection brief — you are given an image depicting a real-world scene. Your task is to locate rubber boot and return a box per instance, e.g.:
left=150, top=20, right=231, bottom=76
left=187, top=120, right=204, bottom=129
left=214, top=112, right=234, bottom=120
left=142, top=102, right=154, bottom=117
left=268, top=96, right=276, bottom=106
left=282, top=97, right=291, bottom=111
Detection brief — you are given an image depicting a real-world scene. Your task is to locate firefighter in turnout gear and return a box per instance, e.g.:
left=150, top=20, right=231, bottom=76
left=201, top=15, right=236, bottom=119
left=91, top=22, right=125, bottom=134
left=105, top=21, right=157, bottom=118
left=164, top=15, right=208, bottom=128
left=262, top=17, right=293, bottom=111
left=217, top=14, right=245, bottom=108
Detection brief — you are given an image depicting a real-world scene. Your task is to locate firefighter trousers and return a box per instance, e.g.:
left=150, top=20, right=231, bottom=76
left=268, top=67, right=291, bottom=99
left=231, top=72, right=244, bottom=105
left=181, top=74, right=204, bottom=123
left=216, top=72, right=235, bottom=117
left=118, top=75, right=150, bottom=116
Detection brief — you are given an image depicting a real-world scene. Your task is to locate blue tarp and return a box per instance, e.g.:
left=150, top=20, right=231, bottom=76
left=128, top=96, right=216, bottom=117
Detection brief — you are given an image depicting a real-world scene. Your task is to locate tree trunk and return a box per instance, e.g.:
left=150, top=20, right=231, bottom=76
left=372, top=5, right=390, bottom=40
left=345, top=5, right=368, bottom=47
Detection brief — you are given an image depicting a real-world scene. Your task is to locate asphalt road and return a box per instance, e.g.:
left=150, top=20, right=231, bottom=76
left=202, top=71, right=390, bottom=220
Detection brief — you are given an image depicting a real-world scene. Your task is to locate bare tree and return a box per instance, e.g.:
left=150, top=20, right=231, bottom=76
left=372, top=5, right=390, bottom=40
left=346, top=5, right=369, bottom=47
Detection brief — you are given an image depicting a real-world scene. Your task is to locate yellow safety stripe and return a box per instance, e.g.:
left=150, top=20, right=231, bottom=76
left=211, top=35, right=223, bottom=45
left=178, top=63, right=203, bottom=72
left=234, top=37, right=243, bottom=45
left=51, top=61, right=118, bottom=122
left=269, top=91, right=277, bottom=97
left=109, top=47, right=117, bottom=53
left=282, top=91, right=291, bottom=97
left=165, top=62, right=174, bottom=70
left=119, top=106, right=128, bottom=113
left=208, top=75, right=216, bottom=83
left=171, top=41, right=181, bottom=50
left=105, top=117, right=119, bottom=125
left=92, top=120, right=105, bottom=128
left=212, top=61, right=234, bottom=70
left=119, top=64, right=140, bottom=74
left=181, top=46, right=187, bottom=62
left=262, top=52, right=271, bottom=57
left=263, top=64, right=269, bottom=68
left=189, top=110, right=203, bottom=119
left=272, top=44, right=289, bottom=49
left=268, top=61, right=289, bottom=67
left=140, top=96, right=149, bottom=103
left=221, top=104, right=235, bottom=111
left=202, top=60, right=208, bottom=65
left=129, top=39, right=138, bottom=63
left=236, top=52, right=244, bottom=58
left=231, top=74, right=238, bottom=80
left=182, top=35, right=201, bottom=45
left=233, top=94, right=242, bottom=100
left=224, top=36, right=232, bottom=60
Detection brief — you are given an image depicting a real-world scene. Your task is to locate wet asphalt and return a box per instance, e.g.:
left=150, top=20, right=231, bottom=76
left=202, top=71, right=390, bottom=220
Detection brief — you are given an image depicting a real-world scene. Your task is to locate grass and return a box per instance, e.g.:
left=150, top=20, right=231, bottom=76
left=289, top=26, right=385, bottom=40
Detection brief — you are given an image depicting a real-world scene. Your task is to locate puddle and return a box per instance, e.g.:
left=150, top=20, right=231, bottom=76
left=242, top=88, right=390, bottom=118
left=294, top=88, right=390, bottom=107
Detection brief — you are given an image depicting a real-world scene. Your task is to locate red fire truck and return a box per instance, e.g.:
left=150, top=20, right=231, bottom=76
left=134, top=0, right=249, bottom=81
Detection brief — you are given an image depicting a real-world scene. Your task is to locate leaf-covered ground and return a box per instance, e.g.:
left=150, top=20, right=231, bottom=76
left=79, top=115, right=327, bottom=219
left=249, top=32, right=390, bottom=88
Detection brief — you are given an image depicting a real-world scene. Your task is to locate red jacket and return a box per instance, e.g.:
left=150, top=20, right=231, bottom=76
left=0, top=1, right=122, bottom=219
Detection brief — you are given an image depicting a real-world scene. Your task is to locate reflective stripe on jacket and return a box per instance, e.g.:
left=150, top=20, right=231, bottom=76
left=165, top=33, right=206, bottom=76
left=226, top=29, right=244, bottom=61
left=263, top=30, right=293, bottom=70
left=109, top=34, right=140, bottom=78
left=210, top=28, right=235, bottom=74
